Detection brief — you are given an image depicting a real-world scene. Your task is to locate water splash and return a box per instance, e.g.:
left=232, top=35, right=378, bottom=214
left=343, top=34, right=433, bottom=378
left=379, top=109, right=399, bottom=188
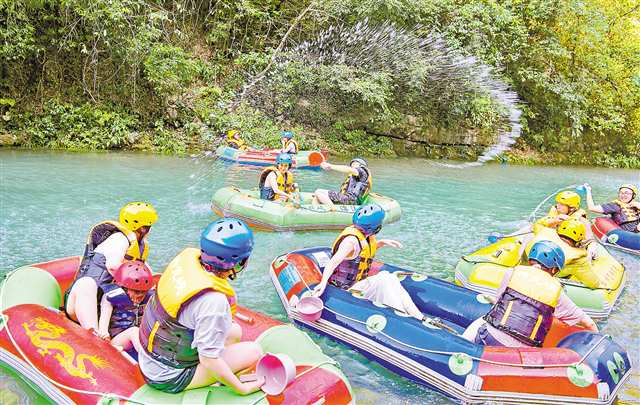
left=239, top=20, right=522, bottom=167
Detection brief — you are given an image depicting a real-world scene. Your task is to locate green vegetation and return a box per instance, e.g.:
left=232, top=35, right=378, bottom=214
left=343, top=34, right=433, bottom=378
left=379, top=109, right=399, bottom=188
left=1, top=0, right=638, bottom=167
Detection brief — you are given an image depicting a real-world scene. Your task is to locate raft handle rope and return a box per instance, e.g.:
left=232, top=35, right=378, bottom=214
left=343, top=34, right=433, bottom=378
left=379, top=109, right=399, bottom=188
left=0, top=269, right=149, bottom=405
left=527, top=184, right=579, bottom=223
left=294, top=263, right=609, bottom=370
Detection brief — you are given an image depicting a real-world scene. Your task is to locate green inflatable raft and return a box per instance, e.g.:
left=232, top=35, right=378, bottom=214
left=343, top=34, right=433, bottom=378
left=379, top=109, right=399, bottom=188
left=211, top=186, right=401, bottom=231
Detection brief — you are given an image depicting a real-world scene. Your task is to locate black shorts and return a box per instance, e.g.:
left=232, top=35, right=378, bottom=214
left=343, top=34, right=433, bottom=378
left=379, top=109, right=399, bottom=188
left=328, top=191, right=357, bottom=205
left=143, top=365, right=197, bottom=394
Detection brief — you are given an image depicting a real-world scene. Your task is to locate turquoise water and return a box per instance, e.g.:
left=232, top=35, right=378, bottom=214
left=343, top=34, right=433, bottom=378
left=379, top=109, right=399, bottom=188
left=1, top=149, right=638, bottom=403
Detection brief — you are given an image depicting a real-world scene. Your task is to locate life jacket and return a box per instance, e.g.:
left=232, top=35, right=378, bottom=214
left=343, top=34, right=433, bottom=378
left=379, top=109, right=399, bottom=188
left=258, top=166, right=294, bottom=200
left=484, top=265, right=562, bottom=347
left=283, top=139, right=298, bottom=154
left=526, top=224, right=603, bottom=289
left=76, top=221, right=148, bottom=282
left=102, top=284, right=152, bottom=337
left=228, top=138, right=247, bottom=150
left=329, top=226, right=377, bottom=289
left=139, top=248, right=236, bottom=369
left=339, top=167, right=372, bottom=204
left=611, top=199, right=640, bottom=225
left=536, top=207, right=587, bottom=228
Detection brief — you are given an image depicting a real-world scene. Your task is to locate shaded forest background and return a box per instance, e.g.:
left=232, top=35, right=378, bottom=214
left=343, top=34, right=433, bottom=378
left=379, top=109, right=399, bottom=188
left=1, top=0, right=639, bottom=167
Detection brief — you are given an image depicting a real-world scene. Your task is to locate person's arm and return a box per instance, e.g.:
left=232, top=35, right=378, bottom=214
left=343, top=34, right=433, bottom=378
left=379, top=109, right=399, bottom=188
left=583, top=184, right=605, bottom=213
left=198, top=355, right=263, bottom=395
left=97, top=295, right=113, bottom=339
left=577, top=316, right=598, bottom=332
left=312, top=237, right=357, bottom=297
left=555, top=292, right=598, bottom=331
left=376, top=239, right=403, bottom=249
left=320, top=162, right=358, bottom=176
left=266, top=173, right=291, bottom=200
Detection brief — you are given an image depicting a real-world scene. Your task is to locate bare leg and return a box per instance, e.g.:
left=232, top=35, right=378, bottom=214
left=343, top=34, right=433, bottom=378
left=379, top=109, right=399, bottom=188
left=185, top=342, right=263, bottom=390
left=315, top=189, right=336, bottom=211
left=65, top=277, right=99, bottom=330
left=111, top=327, right=141, bottom=352
left=225, top=322, right=242, bottom=345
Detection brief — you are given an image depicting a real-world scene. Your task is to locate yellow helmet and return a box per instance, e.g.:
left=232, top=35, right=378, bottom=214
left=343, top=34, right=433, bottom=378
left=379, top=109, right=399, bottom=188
left=227, top=130, right=239, bottom=139
left=557, top=219, right=586, bottom=243
left=619, top=184, right=638, bottom=199
left=120, top=202, right=158, bottom=231
left=555, top=191, right=581, bottom=209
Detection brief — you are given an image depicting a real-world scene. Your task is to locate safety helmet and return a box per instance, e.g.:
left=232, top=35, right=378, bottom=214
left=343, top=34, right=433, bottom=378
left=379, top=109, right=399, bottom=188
left=528, top=240, right=565, bottom=270
left=200, top=218, right=254, bottom=276
left=352, top=204, right=385, bottom=236
left=276, top=153, right=293, bottom=166
left=120, top=202, right=158, bottom=232
left=619, top=184, right=638, bottom=199
left=557, top=219, right=586, bottom=243
left=555, top=191, right=581, bottom=209
left=114, top=260, right=153, bottom=291
left=280, top=130, right=294, bottom=139
left=227, top=129, right=239, bottom=139
left=350, top=158, right=368, bottom=168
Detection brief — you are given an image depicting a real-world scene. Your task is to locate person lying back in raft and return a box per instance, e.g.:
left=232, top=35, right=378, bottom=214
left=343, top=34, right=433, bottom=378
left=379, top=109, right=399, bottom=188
left=138, top=219, right=263, bottom=394
left=525, top=218, right=604, bottom=289
left=226, top=130, right=248, bottom=150
left=280, top=130, right=298, bottom=154
left=536, top=191, right=591, bottom=233
left=97, top=260, right=153, bottom=353
left=584, top=183, right=640, bottom=233
left=65, top=202, right=158, bottom=332
left=258, top=153, right=296, bottom=202
left=312, top=158, right=372, bottom=211
left=312, top=204, right=425, bottom=321
left=462, top=240, right=598, bottom=347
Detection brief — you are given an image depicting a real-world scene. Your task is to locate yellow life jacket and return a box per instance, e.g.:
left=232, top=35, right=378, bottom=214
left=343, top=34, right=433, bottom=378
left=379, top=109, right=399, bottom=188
left=339, top=167, right=373, bottom=204
left=536, top=207, right=587, bottom=228
left=612, top=199, right=640, bottom=224
left=157, top=248, right=236, bottom=317
left=484, top=265, right=561, bottom=346
left=259, top=166, right=295, bottom=199
left=228, top=137, right=247, bottom=150
left=86, top=220, right=149, bottom=262
left=329, top=226, right=377, bottom=288
left=527, top=225, right=602, bottom=288
left=284, top=139, right=299, bottom=154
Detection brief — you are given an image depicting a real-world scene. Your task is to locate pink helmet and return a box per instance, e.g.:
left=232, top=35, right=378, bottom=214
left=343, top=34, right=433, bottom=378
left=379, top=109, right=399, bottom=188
left=114, top=261, right=153, bottom=291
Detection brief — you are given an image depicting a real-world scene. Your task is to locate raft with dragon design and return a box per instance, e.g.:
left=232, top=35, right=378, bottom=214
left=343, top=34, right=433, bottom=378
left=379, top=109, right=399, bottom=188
left=212, top=186, right=401, bottom=231
left=270, top=246, right=633, bottom=404
left=215, top=145, right=327, bottom=170
left=0, top=257, right=354, bottom=404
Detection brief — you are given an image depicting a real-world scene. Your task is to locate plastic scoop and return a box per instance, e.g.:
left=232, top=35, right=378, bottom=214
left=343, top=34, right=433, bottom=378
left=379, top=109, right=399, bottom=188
left=308, top=151, right=325, bottom=166
left=295, top=296, right=324, bottom=322
left=256, top=353, right=296, bottom=396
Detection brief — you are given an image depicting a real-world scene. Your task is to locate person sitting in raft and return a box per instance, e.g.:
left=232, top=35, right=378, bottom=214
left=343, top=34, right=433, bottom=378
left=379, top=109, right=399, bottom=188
left=65, top=202, right=158, bottom=332
left=312, top=204, right=424, bottom=321
left=584, top=183, right=640, bottom=233
left=535, top=190, right=593, bottom=239
left=226, top=130, right=247, bottom=150
left=280, top=130, right=298, bottom=154
left=258, top=153, right=296, bottom=202
left=525, top=219, right=603, bottom=289
left=138, top=218, right=263, bottom=394
left=312, top=158, right=372, bottom=211
left=462, top=240, right=598, bottom=348
left=97, top=260, right=153, bottom=352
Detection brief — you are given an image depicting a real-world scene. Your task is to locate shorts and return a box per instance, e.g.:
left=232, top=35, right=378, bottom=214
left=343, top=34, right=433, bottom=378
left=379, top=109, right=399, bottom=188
left=260, top=187, right=275, bottom=201
left=328, top=191, right=357, bottom=205
left=143, top=365, right=197, bottom=394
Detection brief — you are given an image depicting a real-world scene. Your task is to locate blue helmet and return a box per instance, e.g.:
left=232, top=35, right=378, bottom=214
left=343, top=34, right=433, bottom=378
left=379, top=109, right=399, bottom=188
left=528, top=240, right=565, bottom=270
left=276, top=153, right=293, bottom=165
left=280, top=130, right=294, bottom=139
left=200, top=218, right=254, bottom=276
left=352, top=204, right=385, bottom=236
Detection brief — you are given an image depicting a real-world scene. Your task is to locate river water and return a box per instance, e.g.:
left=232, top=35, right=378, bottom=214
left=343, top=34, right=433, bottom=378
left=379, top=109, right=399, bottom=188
left=1, top=149, right=638, bottom=404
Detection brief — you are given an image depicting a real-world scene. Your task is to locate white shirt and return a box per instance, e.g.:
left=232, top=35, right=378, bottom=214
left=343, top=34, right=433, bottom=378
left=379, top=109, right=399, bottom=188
left=94, top=232, right=130, bottom=271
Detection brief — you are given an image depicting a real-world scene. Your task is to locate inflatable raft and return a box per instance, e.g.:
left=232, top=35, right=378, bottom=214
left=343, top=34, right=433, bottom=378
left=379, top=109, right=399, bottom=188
left=270, top=247, right=633, bottom=404
left=216, top=145, right=327, bottom=170
left=454, top=236, right=626, bottom=320
left=212, top=186, right=402, bottom=232
left=592, top=217, right=640, bottom=256
left=0, top=257, right=354, bottom=405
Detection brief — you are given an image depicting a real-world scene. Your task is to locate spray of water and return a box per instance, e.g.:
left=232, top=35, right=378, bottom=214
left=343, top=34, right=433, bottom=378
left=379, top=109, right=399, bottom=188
left=238, top=20, right=522, bottom=167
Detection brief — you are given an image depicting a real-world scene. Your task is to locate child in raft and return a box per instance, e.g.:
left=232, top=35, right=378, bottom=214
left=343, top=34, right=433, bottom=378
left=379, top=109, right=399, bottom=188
left=97, top=260, right=154, bottom=352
